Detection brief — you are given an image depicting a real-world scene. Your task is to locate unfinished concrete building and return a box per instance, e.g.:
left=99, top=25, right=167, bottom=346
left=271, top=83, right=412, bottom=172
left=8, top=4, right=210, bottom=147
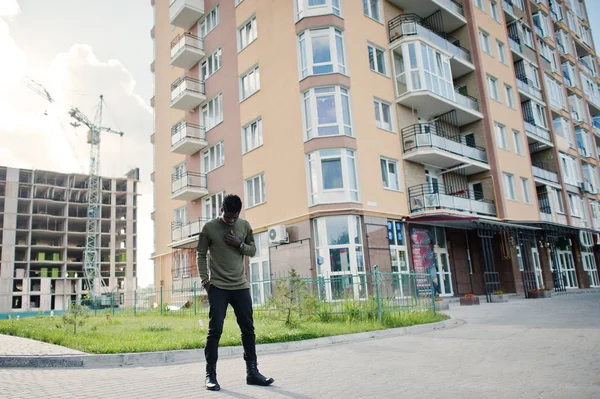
left=0, top=166, right=139, bottom=314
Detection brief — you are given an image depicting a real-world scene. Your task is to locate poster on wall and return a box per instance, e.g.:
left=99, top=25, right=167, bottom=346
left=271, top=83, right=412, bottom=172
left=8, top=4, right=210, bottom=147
left=410, top=228, right=435, bottom=289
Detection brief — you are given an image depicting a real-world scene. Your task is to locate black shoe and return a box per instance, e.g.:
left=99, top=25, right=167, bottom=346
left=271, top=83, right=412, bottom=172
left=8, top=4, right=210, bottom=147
left=205, top=363, right=221, bottom=391
left=246, top=361, right=274, bottom=386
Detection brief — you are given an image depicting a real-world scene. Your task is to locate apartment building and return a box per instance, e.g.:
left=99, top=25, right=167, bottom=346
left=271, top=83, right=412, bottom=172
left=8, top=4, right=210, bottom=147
left=0, top=166, right=139, bottom=313
left=151, top=0, right=600, bottom=304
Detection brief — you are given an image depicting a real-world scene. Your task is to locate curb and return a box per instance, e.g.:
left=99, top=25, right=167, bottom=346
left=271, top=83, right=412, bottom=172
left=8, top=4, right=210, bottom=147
left=0, top=317, right=464, bottom=369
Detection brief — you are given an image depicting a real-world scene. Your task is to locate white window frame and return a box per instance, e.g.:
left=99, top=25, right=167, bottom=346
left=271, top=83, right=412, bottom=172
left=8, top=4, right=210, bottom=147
left=380, top=157, right=401, bottom=191
left=505, top=84, right=515, bottom=108
left=202, top=93, right=223, bottom=131
left=203, top=191, right=225, bottom=220
left=295, top=0, right=342, bottom=21
left=299, top=28, right=347, bottom=79
left=521, top=177, right=532, bottom=203
left=240, top=65, right=260, bottom=101
left=487, top=75, right=500, bottom=101
left=475, top=0, right=485, bottom=11
left=495, top=122, right=509, bottom=150
left=302, top=86, right=352, bottom=140
left=202, top=141, right=225, bottom=173
left=174, top=206, right=187, bottom=223
left=374, top=98, right=393, bottom=131
left=201, top=48, right=222, bottom=81
left=238, top=15, right=257, bottom=51
left=490, top=1, right=500, bottom=21
left=503, top=172, right=517, bottom=200
left=249, top=232, right=272, bottom=305
left=245, top=173, right=266, bottom=208
left=307, top=149, right=359, bottom=205
left=480, top=30, right=492, bottom=55
left=368, top=43, right=387, bottom=76
left=242, top=118, right=263, bottom=154
left=513, top=129, right=523, bottom=155
left=199, top=5, right=220, bottom=38
left=554, top=189, right=565, bottom=213
left=497, top=40, right=507, bottom=64
left=363, top=0, right=381, bottom=22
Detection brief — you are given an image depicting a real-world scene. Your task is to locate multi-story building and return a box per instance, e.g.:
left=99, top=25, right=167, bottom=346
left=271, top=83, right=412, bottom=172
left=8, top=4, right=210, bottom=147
left=0, top=166, right=139, bottom=313
left=151, top=0, right=600, bottom=304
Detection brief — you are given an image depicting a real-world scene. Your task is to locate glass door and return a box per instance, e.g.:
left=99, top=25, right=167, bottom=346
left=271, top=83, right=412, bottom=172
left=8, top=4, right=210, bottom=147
left=531, top=246, right=544, bottom=289
left=433, top=227, right=453, bottom=297
left=558, top=249, right=578, bottom=288
left=581, top=251, right=599, bottom=287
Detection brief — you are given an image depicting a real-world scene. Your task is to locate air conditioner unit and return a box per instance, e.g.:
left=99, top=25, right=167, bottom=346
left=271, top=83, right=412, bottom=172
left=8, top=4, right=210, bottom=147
left=268, top=225, right=289, bottom=245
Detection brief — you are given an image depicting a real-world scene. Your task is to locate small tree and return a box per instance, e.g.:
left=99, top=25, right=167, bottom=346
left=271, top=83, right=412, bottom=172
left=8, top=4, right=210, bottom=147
left=270, top=269, right=314, bottom=326
left=62, top=302, right=89, bottom=334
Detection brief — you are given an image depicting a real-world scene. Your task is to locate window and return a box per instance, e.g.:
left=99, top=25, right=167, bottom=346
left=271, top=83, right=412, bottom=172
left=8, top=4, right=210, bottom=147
left=242, top=118, right=263, bottom=153
left=174, top=206, right=187, bottom=223
left=490, top=1, right=500, bottom=21
left=505, top=84, right=515, bottom=108
left=374, top=99, right=393, bottom=131
left=368, top=44, right=386, bottom=75
left=503, top=173, right=516, bottom=200
left=568, top=193, right=582, bottom=217
left=202, top=142, right=224, bottom=173
left=307, top=149, right=359, bottom=205
left=487, top=75, right=500, bottom=101
left=295, top=0, right=341, bottom=20
left=480, top=30, right=492, bottom=54
left=201, top=48, right=222, bottom=81
left=554, top=189, right=565, bottom=213
left=199, top=6, right=220, bottom=37
left=513, top=130, right=523, bottom=155
left=545, top=75, right=565, bottom=110
left=302, top=86, right=352, bottom=140
left=559, top=152, right=582, bottom=186
left=203, top=191, right=225, bottom=220
left=380, top=157, right=400, bottom=191
left=495, top=123, right=508, bottom=149
left=238, top=16, right=257, bottom=50
left=173, top=163, right=186, bottom=180
left=313, top=216, right=366, bottom=300
left=240, top=66, right=260, bottom=100
left=249, top=232, right=272, bottom=305
left=521, top=178, right=531, bottom=203
left=397, top=42, right=454, bottom=100
left=475, top=0, right=485, bottom=10
left=299, top=28, right=346, bottom=78
left=497, top=40, right=507, bottom=63
left=246, top=173, right=266, bottom=208
left=363, top=0, right=380, bottom=22
left=516, top=245, right=524, bottom=271
left=523, top=26, right=534, bottom=48
left=202, top=94, right=223, bottom=131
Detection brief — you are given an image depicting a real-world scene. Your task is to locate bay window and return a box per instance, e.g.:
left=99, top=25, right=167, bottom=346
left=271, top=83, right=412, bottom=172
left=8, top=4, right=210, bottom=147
left=298, top=27, right=346, bottom=78
left=313, top=215, right=366, bottom=300
left=302, top=86, right=352, bottom=140
left=308, top=149, right=359, bottom=205
left=294, top=0, right=341, bottom=20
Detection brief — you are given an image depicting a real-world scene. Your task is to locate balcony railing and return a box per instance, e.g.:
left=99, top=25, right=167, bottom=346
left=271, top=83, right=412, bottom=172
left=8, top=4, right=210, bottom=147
left=171, top=122, right=206, bottom=148
left=508, top=34, right=521, bottom=53
left=531, top=162, right=559, bottom=183
left=516, top=75, right=544, bottom=101
left=454, top=88, right=480, bottom=111
left=524, top=120, right=551, bottom=141
left=408, top=184, right=496, bottom=216
left=169, top=0, right=204, bottom=30
left=401, top=123, right=487, bottom=163
left=171, top=219, right=204, bottom=243
left=395, top=75, right=480, bottom=113
left=388, top=14, right=471, bottom=64
left=502, top=0, right=515, bottom=14
left=170, top=33, right=204, bottom=59
left=171, top=77, right=205, bottom=101
left=171, top=172, right=207, bottom=195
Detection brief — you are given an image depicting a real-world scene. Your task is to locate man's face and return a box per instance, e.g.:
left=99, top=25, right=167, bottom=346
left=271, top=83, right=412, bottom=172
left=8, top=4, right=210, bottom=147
left=221, top=208, right=239, bottom=226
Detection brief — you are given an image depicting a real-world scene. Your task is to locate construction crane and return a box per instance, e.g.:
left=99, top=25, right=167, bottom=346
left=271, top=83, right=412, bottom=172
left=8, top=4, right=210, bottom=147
left=25, top=77, right=124, bottom=302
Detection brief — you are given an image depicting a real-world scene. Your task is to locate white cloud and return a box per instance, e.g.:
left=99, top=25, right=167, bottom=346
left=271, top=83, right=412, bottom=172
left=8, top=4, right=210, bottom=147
left=0, top=26, right=154, bottom=286
left=0, top=0, right=19, bottom=18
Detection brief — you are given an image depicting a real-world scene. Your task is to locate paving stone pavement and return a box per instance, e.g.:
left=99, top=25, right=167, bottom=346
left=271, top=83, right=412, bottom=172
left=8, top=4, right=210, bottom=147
left=0, top=334, right=84, bottom=356
left=0, top=294, right=599, bottom=399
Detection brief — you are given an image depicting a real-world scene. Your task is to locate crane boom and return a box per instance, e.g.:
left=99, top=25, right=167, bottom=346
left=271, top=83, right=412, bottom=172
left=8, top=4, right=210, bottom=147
left=23, top=78, right=124, bottom=302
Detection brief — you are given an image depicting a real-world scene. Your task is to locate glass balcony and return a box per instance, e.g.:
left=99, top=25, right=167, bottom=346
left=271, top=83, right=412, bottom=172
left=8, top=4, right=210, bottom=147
left=524, top=120, right=552, bottom=143
left=171, top=219, right=205, bottom=248
left=170, top=33, right=204, bottom=69
left=169, top=0, right=204, bottom=30
left=170, top=77, right=206, bottom=111
left=401, top=123, right=489, bottom=175
left=170, top=172, right=208, bottom=201
left=516, top=75, right=544, bottom=102
left=408, top=184, right=496, bottom=216
left=171, top=121, right=207, bottom=155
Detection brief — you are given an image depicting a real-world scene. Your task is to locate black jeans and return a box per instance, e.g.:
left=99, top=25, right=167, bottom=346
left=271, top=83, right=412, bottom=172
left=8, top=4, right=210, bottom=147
left=205, top=285, right=256, bottom=365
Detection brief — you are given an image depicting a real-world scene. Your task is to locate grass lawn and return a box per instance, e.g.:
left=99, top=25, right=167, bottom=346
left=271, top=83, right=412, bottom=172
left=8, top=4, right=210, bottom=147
left=0, top=310, right=448, bottom=354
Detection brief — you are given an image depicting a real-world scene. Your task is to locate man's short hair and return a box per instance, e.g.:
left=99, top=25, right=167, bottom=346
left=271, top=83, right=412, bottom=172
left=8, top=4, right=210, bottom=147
left=222, top=194, right=243, bottom=213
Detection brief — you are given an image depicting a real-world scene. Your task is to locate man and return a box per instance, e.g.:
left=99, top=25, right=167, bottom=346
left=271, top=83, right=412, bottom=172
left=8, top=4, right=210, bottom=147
left=196, top=194, right=274, bottom=391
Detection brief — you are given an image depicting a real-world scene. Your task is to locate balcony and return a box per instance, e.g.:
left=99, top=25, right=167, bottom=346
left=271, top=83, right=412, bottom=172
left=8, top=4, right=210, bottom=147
left=516, top=76, right=544, bottom=102
left=170, top=33, right=204, bottom=69
left=408, top=184, right=496, bottom=216
left=170, top=77, right=205, bottom=111
left=531, top=162, right=559, bottom=184
left=169, top=0, right=204, bottom=30
left=401, top=123, right=489, bottom=175
left=387, top=0, right=466, bottom=31
left=524, top=120, right=552, bottom=144
left=171, top=122, right=207, bottom=155
left=537, top=192, right=554, bottom=223
left=502, top=0, right=518, bottom=22
left=170, top=172, right=208, bottom=201
left=395, top=73, right=482, bottom=125
left=388, top=14, right=473, bottom=77
left=592, top=117, right=600, bottom=134
left=171, top=219, right=204, bottom=248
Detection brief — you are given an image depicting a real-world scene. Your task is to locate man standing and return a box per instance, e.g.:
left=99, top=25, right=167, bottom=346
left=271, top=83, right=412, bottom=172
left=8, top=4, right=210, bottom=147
left=196, top=194, right=274, bottom=391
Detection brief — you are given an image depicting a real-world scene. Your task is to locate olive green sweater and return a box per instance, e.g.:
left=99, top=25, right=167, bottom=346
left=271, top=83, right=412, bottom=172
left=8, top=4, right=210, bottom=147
left=196, top=218, right=256, bottom=290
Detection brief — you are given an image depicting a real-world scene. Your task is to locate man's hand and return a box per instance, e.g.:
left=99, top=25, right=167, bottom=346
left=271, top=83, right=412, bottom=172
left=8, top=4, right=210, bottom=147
left=225, top=230, right=243, bottom=248
left=202, top=279, right=211, bottom=290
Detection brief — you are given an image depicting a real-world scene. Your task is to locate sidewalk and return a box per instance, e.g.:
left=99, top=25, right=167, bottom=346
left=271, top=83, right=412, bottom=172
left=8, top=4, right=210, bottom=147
left=0, top=334, right=84, bottom=356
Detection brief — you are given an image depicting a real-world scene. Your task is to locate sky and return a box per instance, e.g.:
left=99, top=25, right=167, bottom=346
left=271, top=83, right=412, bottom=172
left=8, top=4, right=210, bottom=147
left=0, top=1, right=600, bottom=288
left=0, top=0, right=154, bottom=287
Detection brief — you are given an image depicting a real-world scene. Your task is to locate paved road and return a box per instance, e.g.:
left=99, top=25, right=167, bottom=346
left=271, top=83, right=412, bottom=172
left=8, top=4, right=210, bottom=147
left=1, top=294, right=599, bottom=399
left=0, top=334, right=83, bottom=356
